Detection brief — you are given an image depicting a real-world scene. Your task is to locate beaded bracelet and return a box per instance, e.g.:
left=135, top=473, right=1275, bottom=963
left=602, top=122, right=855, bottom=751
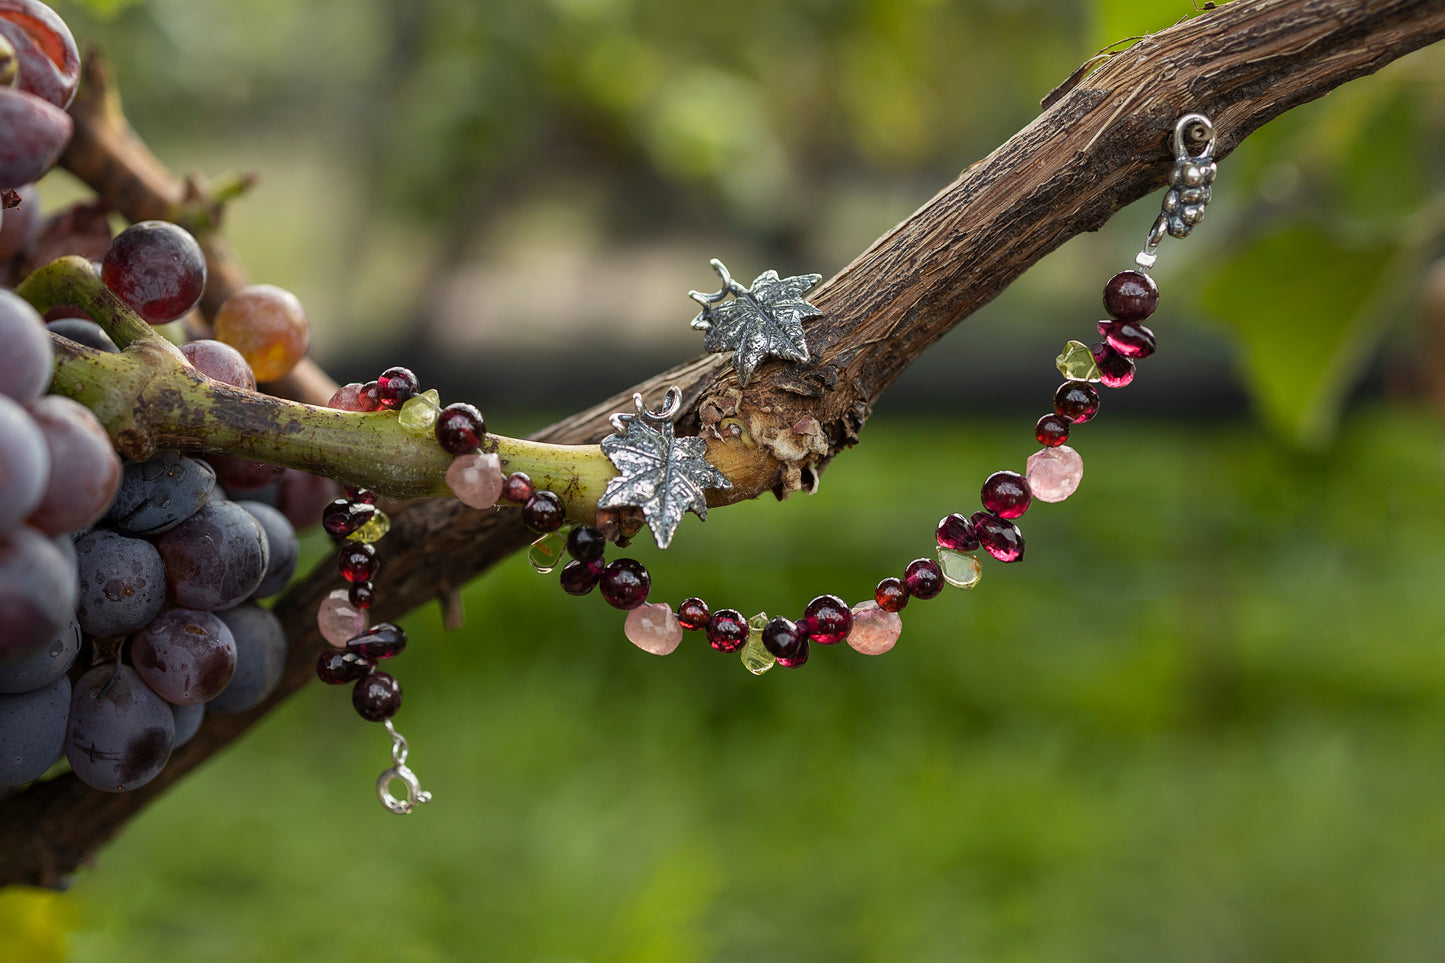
left=316, top=112, right=1219, bottom=813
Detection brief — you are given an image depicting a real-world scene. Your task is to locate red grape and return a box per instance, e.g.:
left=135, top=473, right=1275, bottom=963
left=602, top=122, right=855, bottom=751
left=0, top=85, right=71, bottom=190
left=101, top=220, right=207, bottom=324
left=212, top=284, right=309, bottom=382
left=180, top=338, right=256, bottom=390
left=24, top=394, right=122, bottom=535
left=0, top=0, right=79, bottom=110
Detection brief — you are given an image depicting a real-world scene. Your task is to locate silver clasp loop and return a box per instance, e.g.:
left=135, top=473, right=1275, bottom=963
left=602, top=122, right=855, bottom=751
left=1171, top=113, right=1216, bottom=161
left=376, top=719, right=431, bottom=814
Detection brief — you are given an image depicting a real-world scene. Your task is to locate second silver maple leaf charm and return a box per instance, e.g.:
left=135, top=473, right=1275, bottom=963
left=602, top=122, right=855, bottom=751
left=689, top=259, right=822, bottom=386
left=599, top=387, right=732, bottom=550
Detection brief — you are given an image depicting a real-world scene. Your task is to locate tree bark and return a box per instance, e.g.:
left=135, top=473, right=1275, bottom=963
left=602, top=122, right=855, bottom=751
left=3, top=0, right=1443, bottom=887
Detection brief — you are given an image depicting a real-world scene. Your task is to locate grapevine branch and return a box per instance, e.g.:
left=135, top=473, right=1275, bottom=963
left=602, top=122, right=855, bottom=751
left=2, top=0, right=1442, bottom=887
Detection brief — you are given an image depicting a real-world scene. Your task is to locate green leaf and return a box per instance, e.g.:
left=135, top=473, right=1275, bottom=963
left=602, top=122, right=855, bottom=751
left=1198, top=226, right=1396, bottom=449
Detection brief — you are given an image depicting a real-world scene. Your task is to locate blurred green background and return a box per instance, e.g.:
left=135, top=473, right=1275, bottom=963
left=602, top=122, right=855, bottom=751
left=7, top=0, right=1445, bottom=960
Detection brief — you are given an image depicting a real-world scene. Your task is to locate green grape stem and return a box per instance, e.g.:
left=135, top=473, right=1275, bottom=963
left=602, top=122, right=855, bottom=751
left=17, top=257, right=619, bottom=513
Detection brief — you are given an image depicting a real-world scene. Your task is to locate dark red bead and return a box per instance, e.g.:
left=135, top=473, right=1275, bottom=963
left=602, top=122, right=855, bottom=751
left=338, top=542, right=379, bottom=583
left=376, top=366, right=419, bottom=409
left=1103, top=270, right=1158, bottom=322
left=1054, top=382, right=1100, bottom=424
left=559, top=559, right=603, bottom=596
left=776, top=639, right=809, bottom=668
left=903, top=558, right=944, bottom=600
left=317, top=649, right=371, bottom=685
left=600, top=558, right=650, bottom=609
left=1036, top=414, right=1070, bottom=447
left=348, top=581, right=376, bottom=609
left=706, top=609, right=748, bottom=652
left=802, top=594, right=852, bottom=645
left=875, top=577, right=909, bottom=612
left=980, top=470, right=1031, bottom=520
left=358, top=381, right=382, bottom=411
left=936, top=512, right=980, bottom=552
left=344, top=485, right=377, bottom=504
left=321, top=498, right=376, bottom=539
left=522, top=490, right=566, bottom=533
left=352, top=671, right=402, bottom=722
left=761, top=617, right=805, bottom=661
left=970, top=511, right=1025, bottom=563
left=435, top=402, right=486, bottom=454
left=566, top=525, right=607, bottom=563
left=677, top=597, right=710, bottom=631
left=1097, top=320, right=1156, bottom=359
left=347, top=622, right=406, bottom=660
left=1090, top=342, right=1136, bottom=389
left=502, top=472, right=535, bottom=504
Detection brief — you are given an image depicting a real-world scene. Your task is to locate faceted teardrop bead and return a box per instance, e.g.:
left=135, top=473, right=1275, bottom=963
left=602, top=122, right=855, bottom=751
left=446, top=452, right=504, bottom=509
left=1056, top=340, right=1101, bottom=382
left=847, top=601, right=902, bottom=656
left=397, top=389, right=441, bottom=433
left=741, top=613, right=776, bottom=675
left=937, top=548, right=983, bottom=589
left=1025, top=445, right=1083, bottom=503
left=528, top=531, right=569, bottom=573
left=624, top=602, right=683, bottom=656
left=1090, top=342, right=1135, bottom=389
left=970, top=511, right=1025, bottom=563
left=347, top=622, right=406, bottom=660
left=347, top=510, right=391, bottom=544
left=936, top=513, right=979, bottom=552
left=318, top=588, right=367, bottom=648
left=1096, top=320, right=1156, bottom=359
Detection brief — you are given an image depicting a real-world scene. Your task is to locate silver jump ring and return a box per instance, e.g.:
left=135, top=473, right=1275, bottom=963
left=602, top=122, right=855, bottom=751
left=1172, top=113, right=1216, bottom=160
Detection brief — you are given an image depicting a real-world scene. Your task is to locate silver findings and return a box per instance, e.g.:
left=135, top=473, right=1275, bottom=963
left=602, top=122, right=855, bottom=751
left=1135, top=113, right=1219, bottom=270
left=689, top=259, right=822, bottom=386
left=377, top=718, right=432, bottom=815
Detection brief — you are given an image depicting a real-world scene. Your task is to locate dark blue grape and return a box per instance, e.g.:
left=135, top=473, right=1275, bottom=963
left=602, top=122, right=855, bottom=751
left=171, top=702, right=204, bottom=749
left=207, top=603, right=286, bottom=713
left=74, top=528, right=166, bottom=638
left=236, top=500, right=297, bottom=598
left=0, top=392, right=47, bottom=530
left=0, top=611, right=78, bottom=695
left=106, top=451, right=215, bottom=536
left=155, top=500, right=269, bottom=611
left=66, top=664, right=173, bottom=792
left=133, top=608, right=236, bottom=706
left=47, top=318, right=118, bottom=353
left=0, top=525, right=76, bottom=662
left=0, top=674, right=69, bottom=787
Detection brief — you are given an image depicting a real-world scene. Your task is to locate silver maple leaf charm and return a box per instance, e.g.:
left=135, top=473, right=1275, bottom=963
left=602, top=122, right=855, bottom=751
left=599, top=387, right=732, bottom=549
left=689, top=259, right=822, bottom=386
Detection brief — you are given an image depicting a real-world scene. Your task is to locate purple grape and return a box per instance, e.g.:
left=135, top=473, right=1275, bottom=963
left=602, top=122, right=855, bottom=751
left=0, top=524, right=75, bottom=661
left=207, top=603, right=285, bottom=713
left=207, top=453, right=283, bottom=494
left=0, top=0, right=80, bottom=110
left=133, top=608, right=237, bottom=706
left=47, top=318, right=118, bottom=353
left=24, top=394, right=122, bottom=535
left=179, top=339, right=255, bottom=390
left=0, top=610, right=77, bottom=694
left=106, top=451, right=215, bottom=536
left=74, top=529, right=166, bottom=638
left=0, top=392, right=48, bottom=530
left=155, top=500, right=269, bottom=610
left=100, top=221, right=207, bottom=324
left=236, top=500, right=297, bottom=598
left=0, top=182, right=39, bottom=260
left=0, top=288, right=54, bottom=403
left=171, top=701, right=203, bottom=749
left=0, top=674, right=68, bottom=787
left=0, top=86, right=70, bottom=190
left=66, top=664, right=174, bottom=792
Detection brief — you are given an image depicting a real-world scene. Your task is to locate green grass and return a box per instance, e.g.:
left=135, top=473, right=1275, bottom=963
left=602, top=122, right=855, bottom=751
left=16, top=407, right=1445, bottom=962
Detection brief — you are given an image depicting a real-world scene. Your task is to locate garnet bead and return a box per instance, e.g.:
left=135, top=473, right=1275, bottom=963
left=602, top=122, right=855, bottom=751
left=677, top=597, right=710, bottom=631
left=434, top=402, right=486, bottom=454
left=599, top=558, right=650, bottom=609
left=522, top=490, right=566, bottom=533
left=1097, top=320, right=1156, bottom=359
left=980, top=470, right=1031, bottom=520
left=352, top=671, right=402, bottom=722
left=1054, top=382, right=1100, bottom=423
left=761, top=617, right=805, bottom=660
left=936, top=512, right=980, bottom=552
left=344, top=485, right=377, bottom=504
left=1035, top=413, right=1070, bottom=447
left=346, top=622, right=406, bottom=660
left=566, top=525, right=607, bottom=563
left=1090, top=341, right=1136, bottom=389
left=502, top=472, right=535, bottom=503
left=706, top=609, right=748, bottom=652
left=903, top=558, right=944, bottom=600
left=348, top=581, right=376, bottom=609
left=338, top=542, right=379, bottom=583
left=970, top=510, right=1025, bottom=563
left=358, top=381, right=382, bottom=411
left=802, top=594, right=852, bottom=645
left=317, top=649, right=371, bottom=685
left=1103, top=270, right=1159, bottom=322
left=875, top=577, right=909, bottom=613
left=321, top=499, right=376, bottom=539
left=559, top=559, right=603, bottom=596
left=376, top=366, right=419, bottom=409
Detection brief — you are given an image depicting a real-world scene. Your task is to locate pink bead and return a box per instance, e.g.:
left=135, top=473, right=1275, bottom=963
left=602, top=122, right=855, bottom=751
left=1025, top=445, right=1083, bottom=503
left=446, top=452, right=504, bottom=509
left=624, top=602, right=683, bottom=656
left=846, top=601, right=902, bottom=656
left=318, top=588, right=367, bottom=648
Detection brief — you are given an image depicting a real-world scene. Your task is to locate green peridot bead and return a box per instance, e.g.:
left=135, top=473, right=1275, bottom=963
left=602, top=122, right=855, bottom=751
left=527, top=529, right=570, bottom=574
left=742, top=612, right=776, bottom=675
left=1056, top=340, right=1101, bottom=382
left=398, top=389, right=442, bottom=433
left=346, top=510, right=391, bottom=544
left=937, top=548, right=983, bottom=589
